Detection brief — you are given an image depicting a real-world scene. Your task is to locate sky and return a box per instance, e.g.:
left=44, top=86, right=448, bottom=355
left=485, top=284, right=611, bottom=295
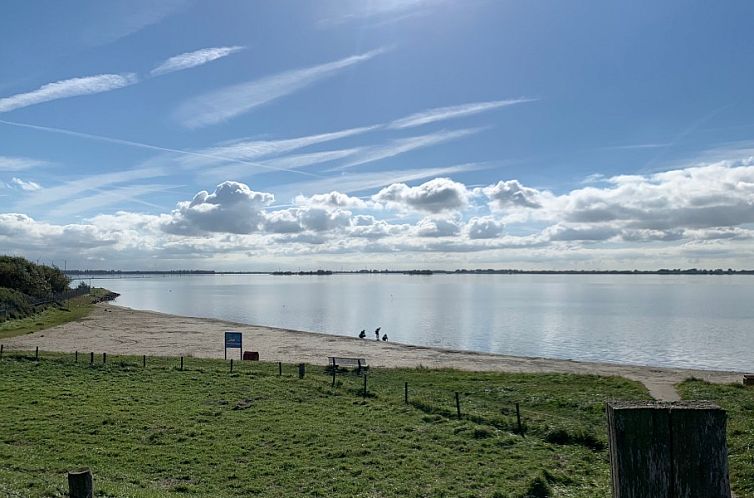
left=2, top=0, right=754, bottom=270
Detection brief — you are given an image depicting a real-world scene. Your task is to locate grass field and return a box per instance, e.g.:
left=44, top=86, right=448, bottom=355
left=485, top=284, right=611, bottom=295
left=678, top=379, right=754, bottom=498
left=0, top=352, right=653, bottom=497
left=0, top=288, right=110, bottom=340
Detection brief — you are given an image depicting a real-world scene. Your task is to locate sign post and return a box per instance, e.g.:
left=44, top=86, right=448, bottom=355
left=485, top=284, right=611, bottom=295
left=224, top=331, right=243, bottom=360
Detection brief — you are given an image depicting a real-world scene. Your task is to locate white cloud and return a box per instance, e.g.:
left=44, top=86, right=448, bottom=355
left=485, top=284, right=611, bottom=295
left=9, top=177, right=42, bottom=192
left=0, top=155, right=48, bottom=172
left=0, top=74, right=138, bottom=113
left=174, top=49, right=385, bottom=128
left=373, top=177, right=471, bottom=213
left=415, top=216, right=462, bottom=237
left=466, top=216, right=504, bottom=239
left=480, top=179, right=549, bottom=210
left=294, top=191, right=369, bottom=209
left=150, top=46, right=245, bottom=76
left=162, top=181, right=274, bottom=235
left=389, top=99, right=535, bottom=129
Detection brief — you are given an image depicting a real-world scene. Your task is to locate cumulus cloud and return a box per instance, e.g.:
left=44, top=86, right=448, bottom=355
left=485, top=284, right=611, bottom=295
left=4, top=161, right=754, bottom=267
left=162, top=181, right=274, bottom=235
left=150, top=46, right=245, bottom=76
left=373, top=177, right=471, bottom=213
left=0, top=74, right=138, bottom=113
left=480, top=179, right=548, bottom=210
left=466, top=216, right=504, bottom=239
left=415, top=216, right=462, bottom=237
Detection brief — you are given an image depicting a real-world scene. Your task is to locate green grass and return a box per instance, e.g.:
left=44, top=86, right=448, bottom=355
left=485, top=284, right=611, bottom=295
left=0, top=288, right=109, bottom=340
left=678, top=379, right=754, bottom=498
left=0, top=353, right=650, bottom=497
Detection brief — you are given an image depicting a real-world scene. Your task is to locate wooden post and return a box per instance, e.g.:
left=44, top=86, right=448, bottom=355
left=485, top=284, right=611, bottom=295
left=363, top=374, right=368, bottom=398
left=278, top=361, right=282, bottom=376
left=35, top=346, right=39, bottom=360
left=455, top=392, right=461, bottom=419
left=142, top=355, right=146, bottom=368
left=515, top=402, right=522, bottom=433
left=89, top=352, right=94, bottom=365
left=74, top=350, right=78, bottom=363
left=102, top=352, right=106, bottom=364
left=332, top=361, right=336, bottom=387
left=230, top=359, right=233, bottom=373
left=67, top=468, right=93, bottom=498
left=607, top=401, right=731, bottom=498
left=404, top=382, right=408, bottom=404
left=298, top=363, right=305, bottom=379
left=180, top=356, right=184, bottom=371
left=1, top=344, right=3, bottom=359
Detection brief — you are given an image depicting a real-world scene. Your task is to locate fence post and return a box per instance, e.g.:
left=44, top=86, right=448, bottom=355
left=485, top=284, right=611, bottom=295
left=142, top=355, right=146, bottom=368
left=404, top=382, right=408, bottom=404
left=455, top=392, right=461, bottom=419
left=607, top=401, right=731, bottom=498
left=35, top=346, right=39, bottom=361
left=278, top=361, right=282, bottom=376
left=89, top=352, right=94, bottom=365
left=298, top=363, right=305, bottom=379
left=67, top=468, right=93, bottom=498
left=230, top=359, right=233, bottom=373
left=102, top=352, right=106, bottom=364
left=0, top=344, right=3, bottom=359
left=180, top=356, right=184, bottom=371
left=332, top=362, right=336, bottom=387
left=75, top=351, right=78, bottom=363
left=516, top=402, right=522, bottom=433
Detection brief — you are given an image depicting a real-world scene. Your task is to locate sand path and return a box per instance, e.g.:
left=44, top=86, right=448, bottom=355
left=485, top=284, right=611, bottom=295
left=3, top=304, right=743, bottom=401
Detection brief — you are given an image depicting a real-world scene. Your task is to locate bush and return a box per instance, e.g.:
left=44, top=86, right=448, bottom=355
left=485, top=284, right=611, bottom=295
left=0, top=256, right=70, bottom=298
left=0, top=287, right=33, bottom=320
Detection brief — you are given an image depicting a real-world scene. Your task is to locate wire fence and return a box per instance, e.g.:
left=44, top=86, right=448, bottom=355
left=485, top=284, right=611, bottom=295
left=0, top=285, right=93, bottom=322
left=0, top=347, right=616, bottom=451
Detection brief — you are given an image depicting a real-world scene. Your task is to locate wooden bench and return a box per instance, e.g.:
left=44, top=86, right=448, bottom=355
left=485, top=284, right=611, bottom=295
left=328, top=356, right=368, bottom=373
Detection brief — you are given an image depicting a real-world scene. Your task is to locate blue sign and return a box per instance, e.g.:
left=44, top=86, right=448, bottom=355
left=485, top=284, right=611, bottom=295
left=225, top=331, right=242, bottom=349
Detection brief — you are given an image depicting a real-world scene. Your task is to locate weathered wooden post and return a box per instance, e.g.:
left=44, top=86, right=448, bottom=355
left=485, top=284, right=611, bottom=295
left=67, top=468, right=93, bottom=498
left=298, top=363, right=305, bottom=379
left=1, top=344, right=3, bottom=359
left=278, top=361, right=282, bottom=376
left=89, top=352, right=94, bottom=365
left=230, top=359, right=233, bottom=373
left=142, top=355, right=146, bottom=368
left=404, top=382, right=408, bottom=404
left=332, top=362, right=336, bottom=387
left=75, top=351, right=78, bottom=363
left=607, top=401, right=731, bottom=498
left=180, top=356, right=184, bottom=371
left=35, top=346, right=39, bottom=360
left=102, top=352, right=106, bottom=364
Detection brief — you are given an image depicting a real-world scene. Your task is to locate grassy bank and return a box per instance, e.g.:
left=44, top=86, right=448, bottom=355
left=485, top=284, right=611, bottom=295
left=679, top=379, right=754, bottom=498
left=0, top=352, right=651, bottom=497
left=0, top=288, right=110, bottom=340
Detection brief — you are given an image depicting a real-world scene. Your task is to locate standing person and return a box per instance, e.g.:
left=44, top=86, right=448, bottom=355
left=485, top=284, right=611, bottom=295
left=359, top=329, right=366, bottom=339
left=374, top=327, right=381, bottom=340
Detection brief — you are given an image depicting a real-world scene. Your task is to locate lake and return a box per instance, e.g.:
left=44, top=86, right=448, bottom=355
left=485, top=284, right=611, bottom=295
left=75, top=273, right=754, bottom=372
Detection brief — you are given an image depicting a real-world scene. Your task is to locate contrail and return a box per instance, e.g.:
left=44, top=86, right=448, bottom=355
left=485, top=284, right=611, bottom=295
left=0, top=118, right=323, bottom=178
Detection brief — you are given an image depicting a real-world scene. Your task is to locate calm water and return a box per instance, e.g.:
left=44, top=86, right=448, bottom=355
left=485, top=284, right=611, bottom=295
left=76, top=274, right=754, bottom=371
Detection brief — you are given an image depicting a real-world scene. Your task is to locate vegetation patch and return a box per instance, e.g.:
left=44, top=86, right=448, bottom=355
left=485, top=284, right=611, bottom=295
left=0, top=353, right=652, bottom=497
left=679, top=379, right=754, bottom=498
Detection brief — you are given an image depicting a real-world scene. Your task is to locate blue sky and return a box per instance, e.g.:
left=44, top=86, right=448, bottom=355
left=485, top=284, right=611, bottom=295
left=2, top=0, right=754, bottom=270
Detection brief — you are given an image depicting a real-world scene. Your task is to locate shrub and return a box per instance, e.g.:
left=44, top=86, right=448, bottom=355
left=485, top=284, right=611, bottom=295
left=0, top=287, right=33, bottom=320
left=0, top=256, right=70, bottom=298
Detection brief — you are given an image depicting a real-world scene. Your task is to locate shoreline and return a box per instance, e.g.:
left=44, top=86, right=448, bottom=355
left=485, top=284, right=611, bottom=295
left=3, top=303, right=744, bottom=401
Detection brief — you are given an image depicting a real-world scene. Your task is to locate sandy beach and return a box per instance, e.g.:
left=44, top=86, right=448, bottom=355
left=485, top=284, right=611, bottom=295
left=3, top=303, right=744, bottom=401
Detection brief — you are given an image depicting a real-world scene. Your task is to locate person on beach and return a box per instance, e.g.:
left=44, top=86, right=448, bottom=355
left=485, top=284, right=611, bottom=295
left=382, top=334, right=388, bottom=342
left=374, top=327, right=381, bottom=340
left=358, top=329, right=366, bottom=339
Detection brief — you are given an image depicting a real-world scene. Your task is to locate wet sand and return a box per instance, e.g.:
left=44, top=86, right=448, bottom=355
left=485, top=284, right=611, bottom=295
left=3, top=304, right=744, bottom=401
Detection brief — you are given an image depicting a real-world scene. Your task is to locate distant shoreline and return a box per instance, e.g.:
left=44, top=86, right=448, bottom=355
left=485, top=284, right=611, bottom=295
left=65, top=268, right=754, bottom=277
